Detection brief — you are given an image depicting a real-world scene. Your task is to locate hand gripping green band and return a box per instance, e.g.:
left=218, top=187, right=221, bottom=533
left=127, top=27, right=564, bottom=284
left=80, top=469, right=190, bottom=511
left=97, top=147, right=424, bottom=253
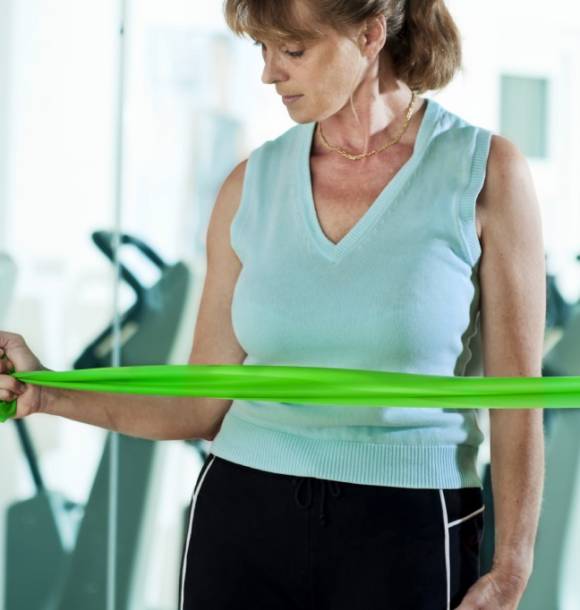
left=1, top=363, right=578, bottom=423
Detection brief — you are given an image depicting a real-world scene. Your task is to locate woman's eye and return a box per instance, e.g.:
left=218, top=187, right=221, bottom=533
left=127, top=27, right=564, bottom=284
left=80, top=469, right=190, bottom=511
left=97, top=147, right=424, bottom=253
left=252, top=40, right=304, bottom=58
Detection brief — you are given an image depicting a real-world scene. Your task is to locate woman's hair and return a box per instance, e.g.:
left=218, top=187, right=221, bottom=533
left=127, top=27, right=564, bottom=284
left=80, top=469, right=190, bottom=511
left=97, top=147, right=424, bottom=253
left=223, top=0, right=462, bottom=93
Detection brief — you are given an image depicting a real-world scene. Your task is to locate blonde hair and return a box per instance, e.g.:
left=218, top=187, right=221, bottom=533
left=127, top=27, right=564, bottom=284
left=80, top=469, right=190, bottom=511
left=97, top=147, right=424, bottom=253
left=223, top=0, right=462, bottom=94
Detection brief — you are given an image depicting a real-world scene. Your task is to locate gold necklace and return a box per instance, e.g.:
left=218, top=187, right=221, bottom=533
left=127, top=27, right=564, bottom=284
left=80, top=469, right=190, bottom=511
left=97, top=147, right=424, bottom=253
left=317, top=89, right=418, bottom=161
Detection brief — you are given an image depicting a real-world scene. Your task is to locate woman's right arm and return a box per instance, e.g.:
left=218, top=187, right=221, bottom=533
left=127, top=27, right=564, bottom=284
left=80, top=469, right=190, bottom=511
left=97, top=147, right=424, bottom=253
left=2, top=158, right=248, bottom=441
left=41, top=388, right=222, bottom=441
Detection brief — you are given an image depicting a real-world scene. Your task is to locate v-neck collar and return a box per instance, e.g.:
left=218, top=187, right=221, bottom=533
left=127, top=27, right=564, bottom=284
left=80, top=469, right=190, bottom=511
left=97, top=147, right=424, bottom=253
left=296, top=96, right=440, bottom=263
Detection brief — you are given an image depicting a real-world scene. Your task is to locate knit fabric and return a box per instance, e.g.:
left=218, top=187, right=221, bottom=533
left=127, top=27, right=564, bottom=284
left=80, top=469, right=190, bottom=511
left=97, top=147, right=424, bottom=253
left=209, top=97, right=492, bottom=489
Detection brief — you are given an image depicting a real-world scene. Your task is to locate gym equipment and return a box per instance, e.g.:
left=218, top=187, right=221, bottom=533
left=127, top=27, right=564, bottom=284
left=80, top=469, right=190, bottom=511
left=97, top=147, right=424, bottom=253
left=4, top=231, right=206, bottom=610
left=75, top=231, right=191, bottom=369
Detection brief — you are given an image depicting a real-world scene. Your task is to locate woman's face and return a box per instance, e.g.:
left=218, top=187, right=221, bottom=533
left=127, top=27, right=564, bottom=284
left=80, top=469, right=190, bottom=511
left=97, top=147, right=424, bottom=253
left=257, top=25, right=365, bottom=123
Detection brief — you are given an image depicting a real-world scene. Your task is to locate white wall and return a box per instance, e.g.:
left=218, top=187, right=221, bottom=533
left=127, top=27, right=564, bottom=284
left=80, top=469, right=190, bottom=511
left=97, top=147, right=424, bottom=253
left=2, top=0, right=121, bottom=369
left=0, top=0, right=13, bottom=250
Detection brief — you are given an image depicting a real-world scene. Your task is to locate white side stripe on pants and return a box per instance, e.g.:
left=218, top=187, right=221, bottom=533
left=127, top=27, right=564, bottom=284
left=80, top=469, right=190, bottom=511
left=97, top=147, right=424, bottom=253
left=439, top=490, right=451, bottom=610
left=438, top=489, right=486, bottom=610
left=179, top=455, right=217, bottom=610
left=447, top=505, right=485, bottom=528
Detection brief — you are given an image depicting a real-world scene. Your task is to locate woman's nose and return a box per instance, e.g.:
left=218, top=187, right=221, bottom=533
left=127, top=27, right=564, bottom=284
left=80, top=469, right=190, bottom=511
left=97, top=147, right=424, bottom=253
left=261, top=55, right=286, bottom=85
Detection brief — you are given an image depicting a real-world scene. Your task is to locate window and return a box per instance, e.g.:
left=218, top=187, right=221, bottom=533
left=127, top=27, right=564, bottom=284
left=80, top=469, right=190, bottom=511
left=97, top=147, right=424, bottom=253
left=500, top=74, right=549, bottom=159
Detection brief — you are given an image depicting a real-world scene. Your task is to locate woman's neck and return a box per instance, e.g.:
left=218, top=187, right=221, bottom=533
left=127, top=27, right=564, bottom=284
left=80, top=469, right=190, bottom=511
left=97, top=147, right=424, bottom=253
left=314, top=53, right=420, bottom=156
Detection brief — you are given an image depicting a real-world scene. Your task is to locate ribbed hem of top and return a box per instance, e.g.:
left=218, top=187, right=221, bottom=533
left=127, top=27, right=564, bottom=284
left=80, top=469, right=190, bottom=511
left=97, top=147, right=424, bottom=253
left=209, top=413, right=483, bottom=490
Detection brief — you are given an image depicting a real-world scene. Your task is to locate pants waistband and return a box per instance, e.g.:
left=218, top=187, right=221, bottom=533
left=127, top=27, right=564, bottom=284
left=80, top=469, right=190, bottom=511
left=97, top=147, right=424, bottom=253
left=291, top=476, right=342, bottom=526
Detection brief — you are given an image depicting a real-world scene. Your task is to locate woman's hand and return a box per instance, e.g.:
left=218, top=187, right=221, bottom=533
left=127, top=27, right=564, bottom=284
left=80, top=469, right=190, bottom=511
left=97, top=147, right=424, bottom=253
left=454, top=568, right=529, bottom=610
left=0, top=331, right=48, bottom=418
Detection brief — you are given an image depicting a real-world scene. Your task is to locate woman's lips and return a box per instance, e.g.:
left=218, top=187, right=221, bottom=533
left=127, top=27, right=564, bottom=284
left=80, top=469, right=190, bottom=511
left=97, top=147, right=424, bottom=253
left=282, top=95, right=303, bottom=105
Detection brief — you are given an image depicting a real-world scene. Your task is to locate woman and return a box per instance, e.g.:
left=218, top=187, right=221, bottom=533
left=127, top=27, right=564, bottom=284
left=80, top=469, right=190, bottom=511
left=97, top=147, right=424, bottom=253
left=0, top=0, right=545, bottom=609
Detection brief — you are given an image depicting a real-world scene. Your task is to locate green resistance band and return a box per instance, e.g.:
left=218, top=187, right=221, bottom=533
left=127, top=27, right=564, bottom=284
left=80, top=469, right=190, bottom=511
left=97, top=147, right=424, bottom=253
left=1, top=362, right=579, bottom=424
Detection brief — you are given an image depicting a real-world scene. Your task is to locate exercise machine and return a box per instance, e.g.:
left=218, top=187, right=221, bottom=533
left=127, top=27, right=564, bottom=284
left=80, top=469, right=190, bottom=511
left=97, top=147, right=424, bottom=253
left=4, top=232, right=207, bottom=610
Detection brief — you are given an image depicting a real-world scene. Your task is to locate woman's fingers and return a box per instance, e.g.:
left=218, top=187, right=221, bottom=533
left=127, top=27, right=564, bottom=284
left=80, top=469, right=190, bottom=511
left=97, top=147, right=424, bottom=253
left=0, top=389, right=18, bottom=402
left=0, top=359, right=15, bottom=373
left=0, top=375, right=26, bottom=400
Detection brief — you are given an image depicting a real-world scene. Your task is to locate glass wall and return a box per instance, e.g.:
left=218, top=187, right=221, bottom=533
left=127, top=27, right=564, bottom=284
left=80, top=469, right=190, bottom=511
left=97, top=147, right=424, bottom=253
left=0, top=0, right=121, bottom=608
left=1, top=0, right=579, bottom=608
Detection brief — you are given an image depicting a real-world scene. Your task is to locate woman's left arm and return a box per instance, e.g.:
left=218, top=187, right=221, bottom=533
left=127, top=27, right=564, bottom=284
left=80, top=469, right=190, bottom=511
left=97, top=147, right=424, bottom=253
left=456, top=134, right=546, bottom=610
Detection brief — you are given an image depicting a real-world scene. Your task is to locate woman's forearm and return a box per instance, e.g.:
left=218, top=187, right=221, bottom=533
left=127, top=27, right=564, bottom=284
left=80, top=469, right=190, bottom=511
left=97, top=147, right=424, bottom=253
left=489, top=408, right=545, bottom=577
left=41, top=385, right=228, bottom=441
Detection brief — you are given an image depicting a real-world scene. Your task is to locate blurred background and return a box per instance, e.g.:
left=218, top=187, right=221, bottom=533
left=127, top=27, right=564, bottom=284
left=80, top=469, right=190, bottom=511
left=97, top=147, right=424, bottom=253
left=0, top=0, right=579, bottom=608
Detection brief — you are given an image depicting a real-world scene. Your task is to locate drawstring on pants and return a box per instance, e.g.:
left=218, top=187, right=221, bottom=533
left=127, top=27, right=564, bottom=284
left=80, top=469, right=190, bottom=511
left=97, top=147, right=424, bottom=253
left=291, top=476, right=342, bottom=526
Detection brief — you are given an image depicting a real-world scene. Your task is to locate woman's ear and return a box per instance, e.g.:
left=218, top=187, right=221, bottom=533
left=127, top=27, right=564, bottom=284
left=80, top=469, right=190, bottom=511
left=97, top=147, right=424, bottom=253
left=359, top=15, right=387, bottom=57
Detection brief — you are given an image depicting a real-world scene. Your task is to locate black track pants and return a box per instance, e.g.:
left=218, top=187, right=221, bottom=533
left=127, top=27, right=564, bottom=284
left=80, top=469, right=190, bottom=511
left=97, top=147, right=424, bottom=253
left=179, top=454, right=485, bottom=610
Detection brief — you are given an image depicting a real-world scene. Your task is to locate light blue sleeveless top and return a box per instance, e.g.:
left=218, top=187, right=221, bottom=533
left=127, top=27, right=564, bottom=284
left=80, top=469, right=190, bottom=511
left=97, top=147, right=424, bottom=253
left=209, top=97, right=492, bottom=489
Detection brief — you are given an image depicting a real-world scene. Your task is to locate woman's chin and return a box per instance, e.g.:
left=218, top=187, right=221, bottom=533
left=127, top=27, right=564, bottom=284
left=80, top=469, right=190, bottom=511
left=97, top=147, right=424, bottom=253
left=285, top=107, right=313, bottom=124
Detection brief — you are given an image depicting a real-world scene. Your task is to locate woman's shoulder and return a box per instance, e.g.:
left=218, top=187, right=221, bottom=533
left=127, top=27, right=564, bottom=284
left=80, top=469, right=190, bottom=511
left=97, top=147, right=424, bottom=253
left=479, top=133, right=532, bottom=214
left=243, top=122, right=308, bottom=176
left=423, top=98, right=496, bottom=183
left=428, top=98, right=489, bottom=136
left=428, top=99, right=531, bottom=219
left=249, top=121, right=306, bottom=156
